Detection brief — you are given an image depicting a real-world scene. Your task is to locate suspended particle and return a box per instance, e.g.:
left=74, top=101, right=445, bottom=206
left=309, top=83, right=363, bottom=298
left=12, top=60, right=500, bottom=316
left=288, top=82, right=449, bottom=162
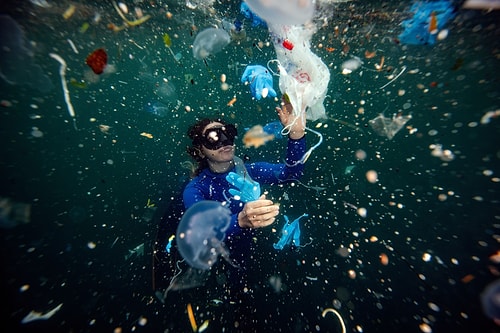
left=31, top=127, right=44, bottom=138
left=261, top=87, right=269, bottom=98
left=357, top=207, right=367, bottom=218
left=366, top=170, right=378, bottom=183
left=355, top=149, right=367, bottom=160
left=379, top=253, right=389, bottom=266
left=428, top=302, right=440, bottom=312
left=483, top=170, right=494, bottom=176
left=422, top=253, right=432, bottom=262
left=437, top=29, right=449, bottom=40
left=419, top=322, right=432, bottom=333
left=118, top=2, right=128, bottom=14
left=138, top=316, right=147, bottom=326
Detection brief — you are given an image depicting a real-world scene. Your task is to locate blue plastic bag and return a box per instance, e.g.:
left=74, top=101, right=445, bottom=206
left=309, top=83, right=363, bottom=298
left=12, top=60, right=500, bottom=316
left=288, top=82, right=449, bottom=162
left=241, top=65, right=277, bottom=100
left=398, top=1, right=456, bottom=45
left=240, top=2, right=267, bottom=28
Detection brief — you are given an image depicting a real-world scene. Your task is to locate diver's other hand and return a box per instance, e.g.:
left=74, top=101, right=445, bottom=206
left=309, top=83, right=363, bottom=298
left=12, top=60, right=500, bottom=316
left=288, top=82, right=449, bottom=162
left=238, top=194, right=279, bottom=229
left=276, top=99, right=305, bottom=140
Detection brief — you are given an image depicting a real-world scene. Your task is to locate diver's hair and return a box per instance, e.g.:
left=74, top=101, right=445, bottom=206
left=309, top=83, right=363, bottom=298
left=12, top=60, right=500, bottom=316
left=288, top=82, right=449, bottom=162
left=186, top=118, right=230, bottom=177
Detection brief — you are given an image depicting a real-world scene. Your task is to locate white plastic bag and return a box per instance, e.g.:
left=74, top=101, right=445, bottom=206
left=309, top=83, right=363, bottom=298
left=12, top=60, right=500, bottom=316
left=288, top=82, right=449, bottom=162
left=269, top=23, right=330, bottom=122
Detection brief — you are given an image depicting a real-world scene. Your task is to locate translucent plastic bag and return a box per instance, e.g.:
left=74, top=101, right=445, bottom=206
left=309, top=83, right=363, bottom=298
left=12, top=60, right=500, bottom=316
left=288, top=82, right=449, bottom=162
left=268, top=23, right=330, bottom=122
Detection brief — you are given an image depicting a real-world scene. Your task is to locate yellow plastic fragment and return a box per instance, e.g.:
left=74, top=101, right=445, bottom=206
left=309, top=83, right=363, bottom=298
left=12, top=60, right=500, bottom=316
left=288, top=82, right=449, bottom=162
left=63, top=4, right=76, bottom=20
left=187, top=303, right=197, bottom=332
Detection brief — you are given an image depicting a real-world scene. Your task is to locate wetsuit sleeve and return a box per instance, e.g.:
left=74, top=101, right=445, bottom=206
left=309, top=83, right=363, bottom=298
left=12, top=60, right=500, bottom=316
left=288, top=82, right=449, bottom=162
left=182, top=182, right=205, bottom=209
left=228, top=214, right=242, bottom=235
left=282, top=136, right=306, bottom=180
left=248, top=136, right=306, bottom=183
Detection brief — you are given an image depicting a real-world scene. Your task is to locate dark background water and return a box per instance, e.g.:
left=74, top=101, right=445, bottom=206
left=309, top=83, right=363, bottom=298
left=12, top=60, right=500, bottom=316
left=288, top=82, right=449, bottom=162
left=1, top=1, right=499, bottom=332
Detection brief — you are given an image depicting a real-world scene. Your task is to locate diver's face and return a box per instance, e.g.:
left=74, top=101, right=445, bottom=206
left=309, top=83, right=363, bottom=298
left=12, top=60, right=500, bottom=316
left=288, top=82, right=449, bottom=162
left=200, top=122, right=236, bottom=162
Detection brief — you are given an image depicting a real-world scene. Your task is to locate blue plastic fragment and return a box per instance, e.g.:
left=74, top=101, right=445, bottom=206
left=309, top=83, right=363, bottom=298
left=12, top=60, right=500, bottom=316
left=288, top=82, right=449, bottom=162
left=165, top=235, right=175, bottom=253
left=398, top=0, right=456, bottom=45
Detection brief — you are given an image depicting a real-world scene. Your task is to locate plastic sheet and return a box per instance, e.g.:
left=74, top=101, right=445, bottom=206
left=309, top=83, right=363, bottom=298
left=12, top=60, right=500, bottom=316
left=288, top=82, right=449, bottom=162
left=398, top=1, right=456, bottom=45
left=369, top=113, right=412, bottom=139
left=241, top=65, right=277, bottom=100
left=244, top=0, right=315, bottom=26
left=269, top=24, right=330, bottom=122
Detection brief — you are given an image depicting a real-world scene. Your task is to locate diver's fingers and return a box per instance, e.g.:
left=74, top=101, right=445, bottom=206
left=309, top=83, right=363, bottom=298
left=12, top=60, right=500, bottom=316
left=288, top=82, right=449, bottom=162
left=255, top=216, right=276, bottom=228
left=251, top=204, right=279, bottom=217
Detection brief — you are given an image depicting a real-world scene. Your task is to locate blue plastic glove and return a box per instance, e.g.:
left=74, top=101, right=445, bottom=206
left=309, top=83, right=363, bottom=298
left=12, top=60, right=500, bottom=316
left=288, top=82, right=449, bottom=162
left=225, top=172, right=261, bottom=202
left=241, top=65, right=277, bottom=100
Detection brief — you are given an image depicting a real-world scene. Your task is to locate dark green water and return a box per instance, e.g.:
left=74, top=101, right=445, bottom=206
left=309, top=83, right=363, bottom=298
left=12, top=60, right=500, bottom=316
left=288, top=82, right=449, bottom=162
left=1, top=1, right=499, bottom=332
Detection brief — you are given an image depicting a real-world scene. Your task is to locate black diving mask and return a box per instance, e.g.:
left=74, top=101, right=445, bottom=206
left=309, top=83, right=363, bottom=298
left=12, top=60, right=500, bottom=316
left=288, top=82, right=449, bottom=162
left=200, top=124, right=237, bottom=150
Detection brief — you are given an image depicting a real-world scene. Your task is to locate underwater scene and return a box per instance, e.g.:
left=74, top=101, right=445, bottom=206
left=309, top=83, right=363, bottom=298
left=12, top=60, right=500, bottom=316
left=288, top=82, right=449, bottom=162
left=1, top=0, right=499, bottom=332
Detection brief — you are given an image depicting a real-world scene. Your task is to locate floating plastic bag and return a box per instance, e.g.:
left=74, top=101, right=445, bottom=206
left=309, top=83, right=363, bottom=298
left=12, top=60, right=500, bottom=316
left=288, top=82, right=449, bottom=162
left=244, top=0, right=315, bottom=26
left=240, top=2, right=267, bottom=28
left=241, top=65, right=277, bottom=100
left=398, top=0, right=456, bottom=45
left=268, top=24, right=330, bottom=122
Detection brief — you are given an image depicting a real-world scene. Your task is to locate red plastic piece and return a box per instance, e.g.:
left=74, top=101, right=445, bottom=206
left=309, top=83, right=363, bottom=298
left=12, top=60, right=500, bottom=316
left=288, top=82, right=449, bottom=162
left=86, top=48, right=108, bottom=74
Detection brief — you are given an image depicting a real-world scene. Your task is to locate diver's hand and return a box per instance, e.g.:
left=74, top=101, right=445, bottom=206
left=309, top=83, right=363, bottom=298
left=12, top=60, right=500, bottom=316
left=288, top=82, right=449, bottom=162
left=276, top=98, right=305, bottom=140
left=237, top=194, right=279, bottom=228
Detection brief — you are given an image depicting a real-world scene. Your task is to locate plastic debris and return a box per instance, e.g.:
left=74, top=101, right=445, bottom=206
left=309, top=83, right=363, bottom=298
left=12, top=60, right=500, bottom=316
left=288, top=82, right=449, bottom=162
left=273, top=214, right=308, bottom=250
left=398, top=1, right=456, bottom=45
left=241, top=65, right=277, bottom=100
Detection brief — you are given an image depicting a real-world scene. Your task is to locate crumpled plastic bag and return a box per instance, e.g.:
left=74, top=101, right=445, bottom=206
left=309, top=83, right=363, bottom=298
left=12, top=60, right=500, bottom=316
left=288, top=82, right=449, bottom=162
left=241, top=65, right=277, bottom=100
left=269, top=23, right=330, bottom=121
